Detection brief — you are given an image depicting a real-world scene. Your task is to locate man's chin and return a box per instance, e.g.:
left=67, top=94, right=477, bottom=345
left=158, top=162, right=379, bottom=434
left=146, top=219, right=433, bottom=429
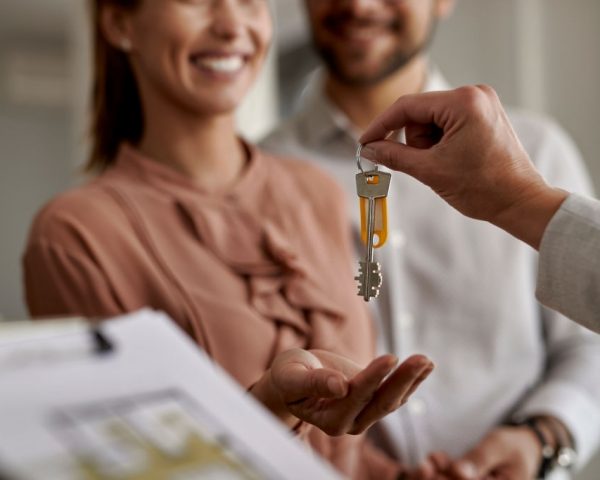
left=327, top=60, right=408, bottom=88
left=319, top=46, right=417, bottom=88
left=331, top=70, right=386, bottom=88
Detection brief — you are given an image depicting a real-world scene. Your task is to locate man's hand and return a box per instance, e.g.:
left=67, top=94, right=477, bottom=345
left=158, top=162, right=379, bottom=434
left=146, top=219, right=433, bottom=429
left=359, top=86, right=569, bottom=250
left=411, top=426, right=541, bottom=480
left=251, top=349, right=434, bottom=436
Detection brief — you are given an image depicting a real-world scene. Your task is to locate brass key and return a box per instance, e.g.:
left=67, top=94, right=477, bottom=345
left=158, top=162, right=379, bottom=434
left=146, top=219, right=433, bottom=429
left=354, top=165, right=391, bottom=301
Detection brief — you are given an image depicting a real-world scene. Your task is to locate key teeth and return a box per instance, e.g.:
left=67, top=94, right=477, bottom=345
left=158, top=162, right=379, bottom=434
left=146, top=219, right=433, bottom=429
left=355, top=262, right=383, bottom=299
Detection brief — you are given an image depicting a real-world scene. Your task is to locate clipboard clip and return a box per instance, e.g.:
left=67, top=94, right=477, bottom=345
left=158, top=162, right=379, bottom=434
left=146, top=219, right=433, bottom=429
left=90, top=325, right=115, bottom=355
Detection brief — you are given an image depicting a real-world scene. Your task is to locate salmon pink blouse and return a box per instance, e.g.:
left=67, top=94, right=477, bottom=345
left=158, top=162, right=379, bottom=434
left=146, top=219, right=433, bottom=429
left=24, top=143, right=400, bottom=479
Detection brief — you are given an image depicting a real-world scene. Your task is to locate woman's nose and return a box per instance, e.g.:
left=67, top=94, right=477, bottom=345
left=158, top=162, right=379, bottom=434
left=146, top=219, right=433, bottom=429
left=211, top=0, right=246, bottom=40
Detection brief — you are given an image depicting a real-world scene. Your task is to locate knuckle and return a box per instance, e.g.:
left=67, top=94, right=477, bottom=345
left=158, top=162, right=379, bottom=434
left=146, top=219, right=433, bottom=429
left=475, top=83, right=498, bottom=99
left=456, top=85, right=487, bottom=114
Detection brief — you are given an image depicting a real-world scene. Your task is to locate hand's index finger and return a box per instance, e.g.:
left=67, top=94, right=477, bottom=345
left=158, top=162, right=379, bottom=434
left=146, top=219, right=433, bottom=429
left=348, top=355, right=398, bottom=406
left=359, top=91, right=448, bottom=145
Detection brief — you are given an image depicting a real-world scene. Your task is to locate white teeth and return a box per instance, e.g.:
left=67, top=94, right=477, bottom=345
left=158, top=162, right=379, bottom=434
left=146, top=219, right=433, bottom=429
left=194, top=55, right=244, bottom=73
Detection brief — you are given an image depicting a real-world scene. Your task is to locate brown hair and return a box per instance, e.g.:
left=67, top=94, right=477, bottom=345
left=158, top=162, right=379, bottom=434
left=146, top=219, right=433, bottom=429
left=87, top=0, right=142, bottom=172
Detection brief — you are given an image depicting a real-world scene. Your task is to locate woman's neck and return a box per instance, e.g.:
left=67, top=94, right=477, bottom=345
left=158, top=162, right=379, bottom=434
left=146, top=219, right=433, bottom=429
left=138, top=100, right=246, bottom=194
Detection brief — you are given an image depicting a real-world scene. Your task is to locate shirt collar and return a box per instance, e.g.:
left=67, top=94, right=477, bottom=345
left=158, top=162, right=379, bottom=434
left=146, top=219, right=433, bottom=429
left=297, top=72, right=355, bottom=146
left=296, top=66, right=452, bottom=147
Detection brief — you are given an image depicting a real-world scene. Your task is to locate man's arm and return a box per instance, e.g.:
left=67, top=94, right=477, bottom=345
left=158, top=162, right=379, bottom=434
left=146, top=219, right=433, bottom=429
left=537, top=193, right=600, bottom=332
left=359, top=86, right=600, bottom=333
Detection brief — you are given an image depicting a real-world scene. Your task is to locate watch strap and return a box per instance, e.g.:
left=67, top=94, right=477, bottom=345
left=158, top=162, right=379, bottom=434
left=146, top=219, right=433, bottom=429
left=506, top=418, right=555, bottom=479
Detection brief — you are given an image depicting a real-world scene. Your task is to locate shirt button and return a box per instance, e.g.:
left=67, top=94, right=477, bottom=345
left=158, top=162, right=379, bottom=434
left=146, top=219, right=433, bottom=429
left=398, top=312, right=414, bottom=330
left=391, top=231, right=407, bottom=248
left=408, top=398, right=427, bottom=416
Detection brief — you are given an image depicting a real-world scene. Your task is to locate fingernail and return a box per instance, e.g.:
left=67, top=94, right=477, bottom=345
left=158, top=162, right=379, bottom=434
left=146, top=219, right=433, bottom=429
left=456, top=461, right=477, bottom=479
left=327, top=377, right=345, bottom=397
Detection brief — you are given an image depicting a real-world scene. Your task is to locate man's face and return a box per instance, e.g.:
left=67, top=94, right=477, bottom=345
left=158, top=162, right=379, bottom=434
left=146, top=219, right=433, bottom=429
left=304, top=0, right=451, bottom=86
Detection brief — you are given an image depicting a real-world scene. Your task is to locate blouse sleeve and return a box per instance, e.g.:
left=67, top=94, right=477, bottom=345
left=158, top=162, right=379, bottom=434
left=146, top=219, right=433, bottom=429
left=23, top=240, right=122, bottom=319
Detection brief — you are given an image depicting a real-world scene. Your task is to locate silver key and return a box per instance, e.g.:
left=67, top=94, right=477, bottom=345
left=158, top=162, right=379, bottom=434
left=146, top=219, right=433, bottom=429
left=355, top=169, right=391, bottom=301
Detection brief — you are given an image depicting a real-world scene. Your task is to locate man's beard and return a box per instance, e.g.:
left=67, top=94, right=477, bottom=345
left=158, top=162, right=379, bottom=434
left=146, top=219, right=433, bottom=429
left=312, top=18, right=438, bottom=88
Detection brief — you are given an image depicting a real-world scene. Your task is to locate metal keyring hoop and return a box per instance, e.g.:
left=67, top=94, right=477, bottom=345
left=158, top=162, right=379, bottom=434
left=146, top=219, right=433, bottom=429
left=356, top=144, right=365, bottom=173
left=356, top=144, right=377, bottom=174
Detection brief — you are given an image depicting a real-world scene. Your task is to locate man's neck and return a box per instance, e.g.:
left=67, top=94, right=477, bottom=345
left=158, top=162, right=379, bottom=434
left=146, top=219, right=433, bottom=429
left=325, top=56, right=429, bottom=132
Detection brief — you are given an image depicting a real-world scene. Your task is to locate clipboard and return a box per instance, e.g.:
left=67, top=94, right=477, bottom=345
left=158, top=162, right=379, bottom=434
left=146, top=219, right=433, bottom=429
left=0, top=309, right=341, bottom=480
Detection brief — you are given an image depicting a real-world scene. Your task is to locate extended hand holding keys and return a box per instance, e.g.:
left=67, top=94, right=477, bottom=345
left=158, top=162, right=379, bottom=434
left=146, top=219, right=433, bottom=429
left=359, top=85, right=568, bottom=251
left=359, top=85, right=600, bottom=333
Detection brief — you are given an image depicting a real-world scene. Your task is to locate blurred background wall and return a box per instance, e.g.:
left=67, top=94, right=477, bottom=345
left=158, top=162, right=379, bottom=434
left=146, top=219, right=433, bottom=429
left=0, top=0, right=598, bottom=475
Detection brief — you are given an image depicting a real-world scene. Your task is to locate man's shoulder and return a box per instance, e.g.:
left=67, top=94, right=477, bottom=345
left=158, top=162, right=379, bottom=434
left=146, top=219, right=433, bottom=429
left=506, top=108, right=573, bottom=157
left=260, top=114, right=308, bottom=156
left=507, top=107, right=559, bottom=135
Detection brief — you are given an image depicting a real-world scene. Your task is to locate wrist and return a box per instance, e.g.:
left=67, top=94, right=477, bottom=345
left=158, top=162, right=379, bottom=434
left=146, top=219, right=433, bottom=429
left=249, top=370, right=298, bottom=427
left=492, top=181, right=569, bottom=250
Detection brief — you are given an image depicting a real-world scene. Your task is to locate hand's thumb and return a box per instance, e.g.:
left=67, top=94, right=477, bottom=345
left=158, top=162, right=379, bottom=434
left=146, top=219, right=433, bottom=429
left=361, top=140, right=427, bottom=176
left=276, top=364, right=348, bottom=402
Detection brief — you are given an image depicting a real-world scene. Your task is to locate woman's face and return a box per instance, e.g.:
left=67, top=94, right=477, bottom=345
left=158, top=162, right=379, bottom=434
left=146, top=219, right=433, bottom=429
left=111, top=0, right=272, bottom=116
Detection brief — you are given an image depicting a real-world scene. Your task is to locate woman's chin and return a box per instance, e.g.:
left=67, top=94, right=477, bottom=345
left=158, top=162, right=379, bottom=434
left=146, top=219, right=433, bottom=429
left=185, top=98, right=241, bottom=118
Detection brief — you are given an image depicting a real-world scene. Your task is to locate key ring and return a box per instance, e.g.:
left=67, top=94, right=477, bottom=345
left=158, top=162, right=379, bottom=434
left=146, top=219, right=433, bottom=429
left=356, top=144, right=377, bottom=174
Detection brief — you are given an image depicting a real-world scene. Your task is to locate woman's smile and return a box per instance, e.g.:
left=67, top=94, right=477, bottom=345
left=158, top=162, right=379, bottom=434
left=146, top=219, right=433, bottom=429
left=190, top=51, right=251, bottom=79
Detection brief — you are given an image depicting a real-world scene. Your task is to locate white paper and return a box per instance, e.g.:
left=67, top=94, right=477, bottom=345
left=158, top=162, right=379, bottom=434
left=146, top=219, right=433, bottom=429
left=0, top=309, right=341, bottom=480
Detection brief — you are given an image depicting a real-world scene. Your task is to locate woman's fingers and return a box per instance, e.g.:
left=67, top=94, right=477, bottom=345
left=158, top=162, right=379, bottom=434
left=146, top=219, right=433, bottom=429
left=346, top=354, right=398, bottom=406
left=350, top=355, right=434, bottom=434
left=292, top=355, right=399, bottom=437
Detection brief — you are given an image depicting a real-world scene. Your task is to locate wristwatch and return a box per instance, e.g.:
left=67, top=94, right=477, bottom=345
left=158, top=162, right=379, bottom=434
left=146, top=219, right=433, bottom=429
left=507, top=417, right=578, bottom=478
left=506, top=418, right=554, bottom=479
left=544, top=418, right=578, bottom=471
left=556, top=445, right=578, bottom=469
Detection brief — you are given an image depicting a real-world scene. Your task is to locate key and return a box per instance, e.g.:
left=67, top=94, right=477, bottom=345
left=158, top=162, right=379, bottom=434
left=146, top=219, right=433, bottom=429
left=355, top=169, right=391, bottom=301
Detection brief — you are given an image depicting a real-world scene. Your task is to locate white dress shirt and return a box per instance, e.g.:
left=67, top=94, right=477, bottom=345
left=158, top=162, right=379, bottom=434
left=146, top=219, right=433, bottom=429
left=261, top=70, right=600, bottom=477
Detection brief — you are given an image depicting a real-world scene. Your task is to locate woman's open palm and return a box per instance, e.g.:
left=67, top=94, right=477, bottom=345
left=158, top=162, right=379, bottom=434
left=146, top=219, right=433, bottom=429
left=270, top=349, right=434, bottom=436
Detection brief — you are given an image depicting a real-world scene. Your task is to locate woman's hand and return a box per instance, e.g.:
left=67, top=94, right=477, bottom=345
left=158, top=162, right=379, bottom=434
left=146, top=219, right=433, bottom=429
left=251, top=348, right=434, bottom=436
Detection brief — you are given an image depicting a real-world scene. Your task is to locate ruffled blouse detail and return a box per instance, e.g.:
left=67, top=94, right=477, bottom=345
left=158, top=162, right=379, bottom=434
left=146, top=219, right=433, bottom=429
left=115, top=144, right=345, bottom=339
